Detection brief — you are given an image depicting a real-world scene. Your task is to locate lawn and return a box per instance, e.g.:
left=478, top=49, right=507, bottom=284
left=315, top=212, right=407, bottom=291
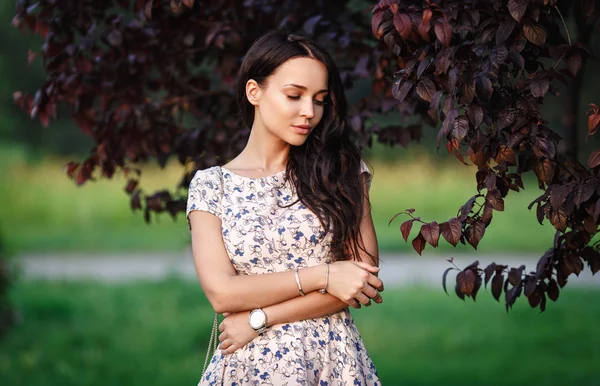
left=1, top=279, right=598, bottom=386
left=0, top=146, right=557, bottom=256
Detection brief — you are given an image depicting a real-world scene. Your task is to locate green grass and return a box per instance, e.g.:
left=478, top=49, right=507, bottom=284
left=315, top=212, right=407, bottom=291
left=1, top=280, right=598, bottom=386
left=0, top=147, right=557, bottom=255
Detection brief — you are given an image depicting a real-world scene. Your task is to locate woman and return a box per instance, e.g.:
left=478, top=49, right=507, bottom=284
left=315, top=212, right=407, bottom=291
left=187, top=30, right=383, bottom=385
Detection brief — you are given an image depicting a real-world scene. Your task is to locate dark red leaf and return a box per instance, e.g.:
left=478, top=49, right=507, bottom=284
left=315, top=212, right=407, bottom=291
left=567, top=52, right=582, bottom=77
left=495, top=145, right=516, bottom=165
left=547, top=279, right=559, bottom=301
left=416, top=78, right=436, bottom=102
left=393, top=13, right=412, bottom=40
left=584, top=215, right=596, bottom=234
left=534, top=159, right=556, bottom=186
left=418, top=22, right=431, bottom=42
left=523, top=24, right=546, bottom=46
left=530, top=77, right=550, bottom=98
left=482, top=203, right=494, bottom=225
left=486, top=190, right=505, bottom=211
left=505, top=285, right=522, bottom=310
left=496, top=18, right=516, bottom=45
left=440, top=218, right=462, bottom=247
left=588, top=150, right=600, bottom=169
left=412, top=232, right=426, bottom=255
left=507, top=51, right=525, bottom=69
left=475, top=75, right=493, bottom=101
left=372, top=10, right=384, bottom=39
left=484, top=263, right=496, bottom=288
left=549, top=208, right=568, bottom=232
left=434, top=21, right=453, bottom=47
left=455, top=281, right=465, bottom=300
left=394, top=80, right=414, bottom=102
left=508, top=266, right=523, bottom=286
left=457, top=270, right=475, bottom=296
left=532, top=137, right=557, bottom=159
left=508, top=0, right=528, bottom=22
left=573, top=183, right=594, bottom=208
left=452, top=115, right=469, bottom=143
left=536, top=203, right=545, bottom=225
left=550, top=184, right=572, bottom=211
left=421, top=221, right=440, bottom=247
left=442, top=267, right=455, bottom=295
left=125, top=179, right=138, bottom=194
left=467, top=104, right=483, bottom=128
left=458, top=196, right=478, bottom=222
left=491, top=273, right=503, bottom=301
left=400, top=219, right=414, bottom=242
left=466, top=219, right=486, bottom=249
left=64, top=162, right=80, bottom=178
left=131, top=190, right=142, bottom=211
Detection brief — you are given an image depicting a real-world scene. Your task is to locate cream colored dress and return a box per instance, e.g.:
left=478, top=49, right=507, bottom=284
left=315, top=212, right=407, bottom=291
left=186, top=162, right=380, bottom=386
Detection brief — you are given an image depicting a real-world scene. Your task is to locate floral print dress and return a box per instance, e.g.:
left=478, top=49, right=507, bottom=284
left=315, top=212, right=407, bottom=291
left=186, top=162, right=380, bottom=386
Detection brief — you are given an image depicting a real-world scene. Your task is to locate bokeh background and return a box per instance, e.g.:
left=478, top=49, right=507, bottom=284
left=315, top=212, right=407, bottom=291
left=1, top=1, right=600, bottom=385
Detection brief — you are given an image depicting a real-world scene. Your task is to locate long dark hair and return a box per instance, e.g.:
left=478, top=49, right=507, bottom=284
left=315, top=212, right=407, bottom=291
left=237, top=30, right=374, bottom=264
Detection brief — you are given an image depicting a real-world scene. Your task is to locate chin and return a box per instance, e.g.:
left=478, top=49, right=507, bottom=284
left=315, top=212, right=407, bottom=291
left=286, top=135, right=310, bottom=147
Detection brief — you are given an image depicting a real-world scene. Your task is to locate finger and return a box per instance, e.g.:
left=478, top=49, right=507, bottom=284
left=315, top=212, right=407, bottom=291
left=367, top=274, right=384, bottom=292
left=219, top=322, right=225, bottom=333
left=343, top=296, right=361, bottom=309
left=222, top=344, right=236, bottom=355
left=219, top=339, right=233, bottom=351
left=218, top=332, right=227, bottom=342
left=355, top=292, right=372, bottom=307
left=222, top=312, right=230, bottom=317
left=348, top=299, right=361, bottom=309
left=362, top=285, right=380, bottom=301
left=372, top=292, right=383, bottom=304
left=354, top=262, right=380, bottom=273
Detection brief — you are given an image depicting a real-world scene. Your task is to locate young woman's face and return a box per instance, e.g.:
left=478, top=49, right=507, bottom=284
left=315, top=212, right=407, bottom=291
left=249, top=57, right=329, bottom=146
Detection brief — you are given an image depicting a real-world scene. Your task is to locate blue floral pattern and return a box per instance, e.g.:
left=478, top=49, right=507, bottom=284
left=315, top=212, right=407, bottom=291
left=186, top=162, right=379, bottom=385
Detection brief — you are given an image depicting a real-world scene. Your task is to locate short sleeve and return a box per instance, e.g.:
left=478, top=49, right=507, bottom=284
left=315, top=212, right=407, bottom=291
left=360, top=159, right=372, bottom=191
left=186, top=167, right=223, bottom=229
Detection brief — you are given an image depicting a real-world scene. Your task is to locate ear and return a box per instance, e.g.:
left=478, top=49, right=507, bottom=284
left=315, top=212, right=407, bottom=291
left=246, top=79, right=262, bottom=106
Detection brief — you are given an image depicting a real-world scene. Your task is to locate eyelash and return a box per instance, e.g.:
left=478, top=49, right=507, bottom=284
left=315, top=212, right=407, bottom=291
left=287, top=95, right=326, bottom=106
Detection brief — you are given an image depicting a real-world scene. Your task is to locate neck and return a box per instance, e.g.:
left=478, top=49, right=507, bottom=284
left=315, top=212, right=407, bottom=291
left=240, top=121, right=290, bottom=171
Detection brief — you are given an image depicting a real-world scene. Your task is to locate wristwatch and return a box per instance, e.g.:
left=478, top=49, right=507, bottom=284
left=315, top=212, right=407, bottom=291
left=248, top=308, right=268, bottom=334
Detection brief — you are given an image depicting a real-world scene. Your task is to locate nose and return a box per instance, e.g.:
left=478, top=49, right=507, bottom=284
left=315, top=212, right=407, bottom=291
left=300, top=99, right=314, bottom=119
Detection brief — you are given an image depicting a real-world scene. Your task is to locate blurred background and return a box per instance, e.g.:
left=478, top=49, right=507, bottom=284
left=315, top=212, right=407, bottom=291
left=1, top=1, right=600, bottom=385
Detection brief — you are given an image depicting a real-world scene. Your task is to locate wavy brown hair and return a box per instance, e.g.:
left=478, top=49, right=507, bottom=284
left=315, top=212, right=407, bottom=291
left=237, top=30, right=375, bottom=264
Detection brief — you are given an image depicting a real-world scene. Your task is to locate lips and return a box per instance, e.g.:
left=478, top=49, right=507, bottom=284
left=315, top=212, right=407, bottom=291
left=292, top=124, right=312, bottom=135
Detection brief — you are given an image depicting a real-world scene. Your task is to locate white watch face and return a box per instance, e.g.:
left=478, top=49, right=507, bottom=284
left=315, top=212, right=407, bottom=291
left=250, top=309, right=266, bottom=329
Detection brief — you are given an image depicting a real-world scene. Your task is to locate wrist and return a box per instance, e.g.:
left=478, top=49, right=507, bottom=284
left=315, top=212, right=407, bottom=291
left=298, top=265, right=326, bottom=293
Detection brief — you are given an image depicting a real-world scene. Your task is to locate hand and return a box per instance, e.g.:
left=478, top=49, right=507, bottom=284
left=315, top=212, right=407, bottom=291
left=218, top=311, right=258, bottom=355
left=327, top=261, right=384, bottom=309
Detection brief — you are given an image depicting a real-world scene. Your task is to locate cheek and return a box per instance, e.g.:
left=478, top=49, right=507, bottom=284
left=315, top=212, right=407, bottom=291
left=267, top=95, right=298, bottom=120
left=313, top=107, right=325, bottom=124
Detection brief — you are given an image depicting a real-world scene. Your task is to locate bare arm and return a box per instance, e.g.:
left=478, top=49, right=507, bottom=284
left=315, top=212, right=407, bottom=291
left=189, top=207, right=382, bottom=314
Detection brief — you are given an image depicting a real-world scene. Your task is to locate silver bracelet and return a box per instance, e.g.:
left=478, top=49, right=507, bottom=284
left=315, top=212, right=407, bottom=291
left=319, top=263, right=329, bottom=294
left=294, top=268, right=305, bottom=296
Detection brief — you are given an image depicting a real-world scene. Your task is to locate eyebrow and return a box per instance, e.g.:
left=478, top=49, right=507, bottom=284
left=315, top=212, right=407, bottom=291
left=283, top=84, right=329, bottom=94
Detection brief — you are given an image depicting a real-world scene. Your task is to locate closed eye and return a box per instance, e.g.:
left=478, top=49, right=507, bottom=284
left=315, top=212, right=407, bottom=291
left=287, top=95, right=327, bottom=106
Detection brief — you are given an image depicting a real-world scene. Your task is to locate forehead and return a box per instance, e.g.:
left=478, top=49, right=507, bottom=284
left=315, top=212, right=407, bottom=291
left=268, top=57, right=328, bottom=91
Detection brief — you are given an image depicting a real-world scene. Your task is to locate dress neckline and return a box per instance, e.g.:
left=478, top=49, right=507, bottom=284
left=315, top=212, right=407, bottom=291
left=220, top=166, right=286, bottom=180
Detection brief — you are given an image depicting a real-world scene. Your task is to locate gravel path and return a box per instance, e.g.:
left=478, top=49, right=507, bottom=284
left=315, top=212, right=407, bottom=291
left=15, top=252, right=600, bottom=288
